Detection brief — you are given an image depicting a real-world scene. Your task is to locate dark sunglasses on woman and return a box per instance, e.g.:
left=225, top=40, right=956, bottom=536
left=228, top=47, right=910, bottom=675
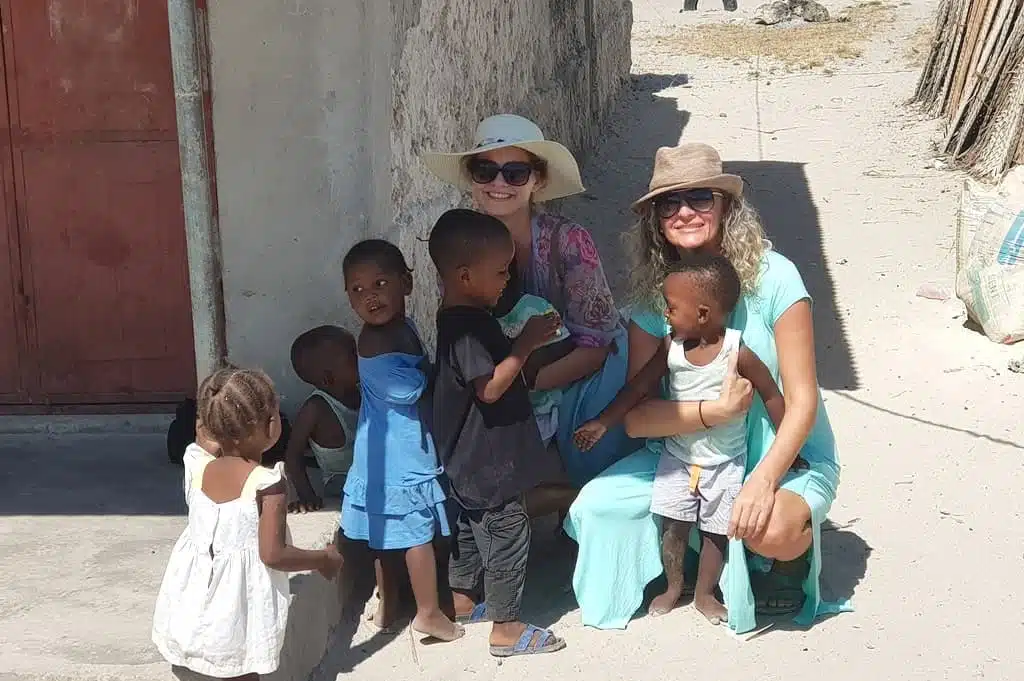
left=466, top=157, right=542, bottom=186
left=652, top=188, right=720, bottom=219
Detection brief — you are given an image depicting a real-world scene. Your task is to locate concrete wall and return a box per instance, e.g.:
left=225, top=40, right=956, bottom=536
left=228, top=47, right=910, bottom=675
left=205, top=0, right=631, bottom=410
left=205, top=0, right=391, bottom=406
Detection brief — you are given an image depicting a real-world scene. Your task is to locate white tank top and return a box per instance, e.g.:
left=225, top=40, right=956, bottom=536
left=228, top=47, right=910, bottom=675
left=307, top=389, right=358, bottom=487
left=664, top=328, right=747, bottom=467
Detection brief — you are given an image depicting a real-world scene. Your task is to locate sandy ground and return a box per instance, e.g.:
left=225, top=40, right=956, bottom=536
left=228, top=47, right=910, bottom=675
left=3, top=1, right=1023, bottom=679
left=0, top=434, right=342, bottom=681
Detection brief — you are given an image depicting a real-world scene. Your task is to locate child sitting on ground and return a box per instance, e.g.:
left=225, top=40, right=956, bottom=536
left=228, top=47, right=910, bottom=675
left=429, top=208, right=567, bottom=657
left=283, top=325, right=361, bottom=513
left=492, top=265, right=574, bottom=447
left=340, top=238, right=463, bottom=643
left=152, top=367, right=343, bottom=680
left=574, top=253, right=785, bottom=625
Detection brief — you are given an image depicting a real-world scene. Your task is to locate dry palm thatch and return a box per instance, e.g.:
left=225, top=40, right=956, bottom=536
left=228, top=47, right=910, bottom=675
left=911, top=0, right=1024, bottom=180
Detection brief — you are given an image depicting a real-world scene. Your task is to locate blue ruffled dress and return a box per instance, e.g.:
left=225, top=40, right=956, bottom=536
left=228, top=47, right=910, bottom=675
left=340, top=336, right=448, bottom=551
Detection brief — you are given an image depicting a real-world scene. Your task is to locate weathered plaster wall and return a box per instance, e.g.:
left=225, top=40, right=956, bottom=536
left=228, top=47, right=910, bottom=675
left=391, top=0, right=633, bottom=345
left=206, top=0, right=630, bottom=409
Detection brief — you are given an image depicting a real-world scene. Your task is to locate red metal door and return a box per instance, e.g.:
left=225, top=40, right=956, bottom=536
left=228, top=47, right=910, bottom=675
left=0, top=0, right=195, bottom=405
left=0, top=48, right=29, bottom=402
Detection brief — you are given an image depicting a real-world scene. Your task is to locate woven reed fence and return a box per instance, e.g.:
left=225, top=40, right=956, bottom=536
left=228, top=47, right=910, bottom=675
left=912, top=0, right=1024, bottom=180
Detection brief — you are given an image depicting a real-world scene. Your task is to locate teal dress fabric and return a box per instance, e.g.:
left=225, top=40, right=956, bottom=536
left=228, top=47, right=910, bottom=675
left=563, top=250, right=849, bottom=633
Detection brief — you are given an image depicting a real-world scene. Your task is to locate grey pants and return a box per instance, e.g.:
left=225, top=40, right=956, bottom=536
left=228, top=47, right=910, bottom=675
left=448, top=497, right=530, bottom=623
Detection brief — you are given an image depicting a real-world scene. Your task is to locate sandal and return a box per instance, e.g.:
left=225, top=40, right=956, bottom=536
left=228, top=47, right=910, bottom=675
left=489, top=624, right=566, bottom=658
left=455, top=602, right=490, bottom=625
left=752, top=568, right=806, bottom=616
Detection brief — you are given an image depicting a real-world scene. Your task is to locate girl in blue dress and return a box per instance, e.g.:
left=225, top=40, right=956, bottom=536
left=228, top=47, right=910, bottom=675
left=341, top=239, right=463, bottom=643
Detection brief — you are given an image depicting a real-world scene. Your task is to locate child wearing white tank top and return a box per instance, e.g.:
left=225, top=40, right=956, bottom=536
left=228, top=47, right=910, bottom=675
left=574, top=254, right=786, bottom=627
left=283, top=325, right=361, bottom=512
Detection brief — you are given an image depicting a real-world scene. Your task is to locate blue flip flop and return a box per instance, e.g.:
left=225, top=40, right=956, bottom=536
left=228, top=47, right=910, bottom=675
left=489, top=624, right=566, bottom=658
left=455, top=602, right=489, bottom=624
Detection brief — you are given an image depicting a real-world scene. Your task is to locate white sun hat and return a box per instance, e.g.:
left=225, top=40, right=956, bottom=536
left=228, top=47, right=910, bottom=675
left=421, top=114, right=586, bottom=202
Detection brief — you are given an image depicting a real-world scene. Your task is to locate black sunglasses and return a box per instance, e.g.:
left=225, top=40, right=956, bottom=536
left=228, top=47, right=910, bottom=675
left=466, top=158, right=541, bottom=187
left=652, top=188, right=721, bottom=219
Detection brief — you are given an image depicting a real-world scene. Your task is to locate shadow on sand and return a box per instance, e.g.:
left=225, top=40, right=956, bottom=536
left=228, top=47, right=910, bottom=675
left=727, top=160, right=860, bottom=391
left=559, top=72, right=859, bottom=391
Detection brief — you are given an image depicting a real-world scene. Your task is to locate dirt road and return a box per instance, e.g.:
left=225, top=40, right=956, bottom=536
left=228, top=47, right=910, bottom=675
left=314, top=0, right=1024, bottom=678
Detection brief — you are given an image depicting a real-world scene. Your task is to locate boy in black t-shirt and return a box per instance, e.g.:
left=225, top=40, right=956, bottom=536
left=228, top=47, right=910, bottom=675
left=429, top=208, right=567, bottom=657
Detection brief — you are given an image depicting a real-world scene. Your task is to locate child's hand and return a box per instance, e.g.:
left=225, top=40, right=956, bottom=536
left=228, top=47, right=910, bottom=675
left=318, top=543, right=344, bottom=581
left=573, top=420, right=607, bottom=452
left=517, top=312, right=562, bottom=352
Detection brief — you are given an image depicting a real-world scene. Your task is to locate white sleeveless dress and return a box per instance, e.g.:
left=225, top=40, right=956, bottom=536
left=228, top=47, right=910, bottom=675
left=152, top=444, right=291, bottom=677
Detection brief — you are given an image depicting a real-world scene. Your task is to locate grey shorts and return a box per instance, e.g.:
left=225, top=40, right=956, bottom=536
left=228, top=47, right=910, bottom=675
left=649, top=454, right=745, bottom=535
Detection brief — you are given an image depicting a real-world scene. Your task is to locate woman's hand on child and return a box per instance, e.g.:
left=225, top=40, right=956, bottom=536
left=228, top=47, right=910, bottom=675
left=573, top=420, right=607, bottom=451
left=516, top=312, right=562, bottom=353
left=317, top=544, right=344, bottom=581
left=711, top=351, right=753, bottom=423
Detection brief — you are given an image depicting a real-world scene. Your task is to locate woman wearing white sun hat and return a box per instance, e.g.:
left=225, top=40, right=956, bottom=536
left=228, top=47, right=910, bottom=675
left=422, top=114, right=641, bottom=491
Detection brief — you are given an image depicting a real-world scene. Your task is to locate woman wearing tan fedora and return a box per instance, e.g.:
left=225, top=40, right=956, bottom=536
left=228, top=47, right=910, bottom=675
left=422, top=115, right=639, bottom=492
left=563, top=143, right=846, bottom=634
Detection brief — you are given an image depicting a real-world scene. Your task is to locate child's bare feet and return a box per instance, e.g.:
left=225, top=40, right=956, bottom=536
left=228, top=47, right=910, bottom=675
left=370, top=588, right=404, bottom=631
left=648, top=586, right=683, bottom=617
left=650, top=518, right=690, bottom=617
left=412, top=610, right=465, bottom=642
left=694, top=593, right=728, bottom=625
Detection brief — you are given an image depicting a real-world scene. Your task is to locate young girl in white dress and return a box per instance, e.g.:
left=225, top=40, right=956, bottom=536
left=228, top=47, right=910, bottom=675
left=152, top=367, right=344, bottom=680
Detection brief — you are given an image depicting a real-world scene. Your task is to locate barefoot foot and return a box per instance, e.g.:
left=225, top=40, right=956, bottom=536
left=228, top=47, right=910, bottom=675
left=648, top=588, right=683, bottom=617
left=371, top=596, right=404, bottom=632
left=694, top=594, right=728, bottom=626
left=412, top=611, right=465, bottom=642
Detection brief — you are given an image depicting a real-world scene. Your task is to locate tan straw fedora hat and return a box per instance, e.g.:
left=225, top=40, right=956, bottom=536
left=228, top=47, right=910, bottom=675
left=421, top=114, right=585, bottom=202
left=632, top=143, right=744, bottom=212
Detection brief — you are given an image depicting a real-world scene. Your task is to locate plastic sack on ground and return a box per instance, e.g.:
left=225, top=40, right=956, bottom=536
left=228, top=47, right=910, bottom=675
left=955, top=167, right=1024, bottom=344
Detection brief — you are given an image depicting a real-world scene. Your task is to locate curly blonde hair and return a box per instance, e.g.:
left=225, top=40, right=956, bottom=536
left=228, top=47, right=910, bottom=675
left=625, top=194, right=771, bottom=311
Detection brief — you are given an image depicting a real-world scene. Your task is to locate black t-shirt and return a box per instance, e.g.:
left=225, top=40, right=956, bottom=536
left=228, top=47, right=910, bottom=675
left=433, top=305, right=559, bottom=510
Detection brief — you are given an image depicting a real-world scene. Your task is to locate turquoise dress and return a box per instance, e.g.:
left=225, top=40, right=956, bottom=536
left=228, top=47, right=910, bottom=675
left=564, top=250, right=848, bottom=633
left=340, top=328, right=448, bottom=551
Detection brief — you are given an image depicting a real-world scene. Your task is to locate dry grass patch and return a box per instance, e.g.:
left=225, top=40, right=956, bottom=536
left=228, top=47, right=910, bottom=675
left=644, top=1, right=897, bottom=71
left=903, top=18, right=936, bottom=68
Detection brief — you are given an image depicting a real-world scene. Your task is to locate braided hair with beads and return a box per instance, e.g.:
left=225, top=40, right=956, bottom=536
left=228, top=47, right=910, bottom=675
left=197, top=366, right=279, bottom=449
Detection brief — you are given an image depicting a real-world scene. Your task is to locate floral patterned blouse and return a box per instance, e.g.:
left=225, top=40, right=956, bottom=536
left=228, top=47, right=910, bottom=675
left=526, top=212, right=622, bottom=349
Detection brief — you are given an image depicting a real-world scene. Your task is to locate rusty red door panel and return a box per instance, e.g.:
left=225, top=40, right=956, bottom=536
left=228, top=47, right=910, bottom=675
left=0, top=199, right=25, bottom=401
left=0, top=61, right=28, bottom=402
left=0, top=142, right=27, bottom=399
left=0, top=172, right=27, bottom=401
left=1, top=0, right=195, bottom=404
